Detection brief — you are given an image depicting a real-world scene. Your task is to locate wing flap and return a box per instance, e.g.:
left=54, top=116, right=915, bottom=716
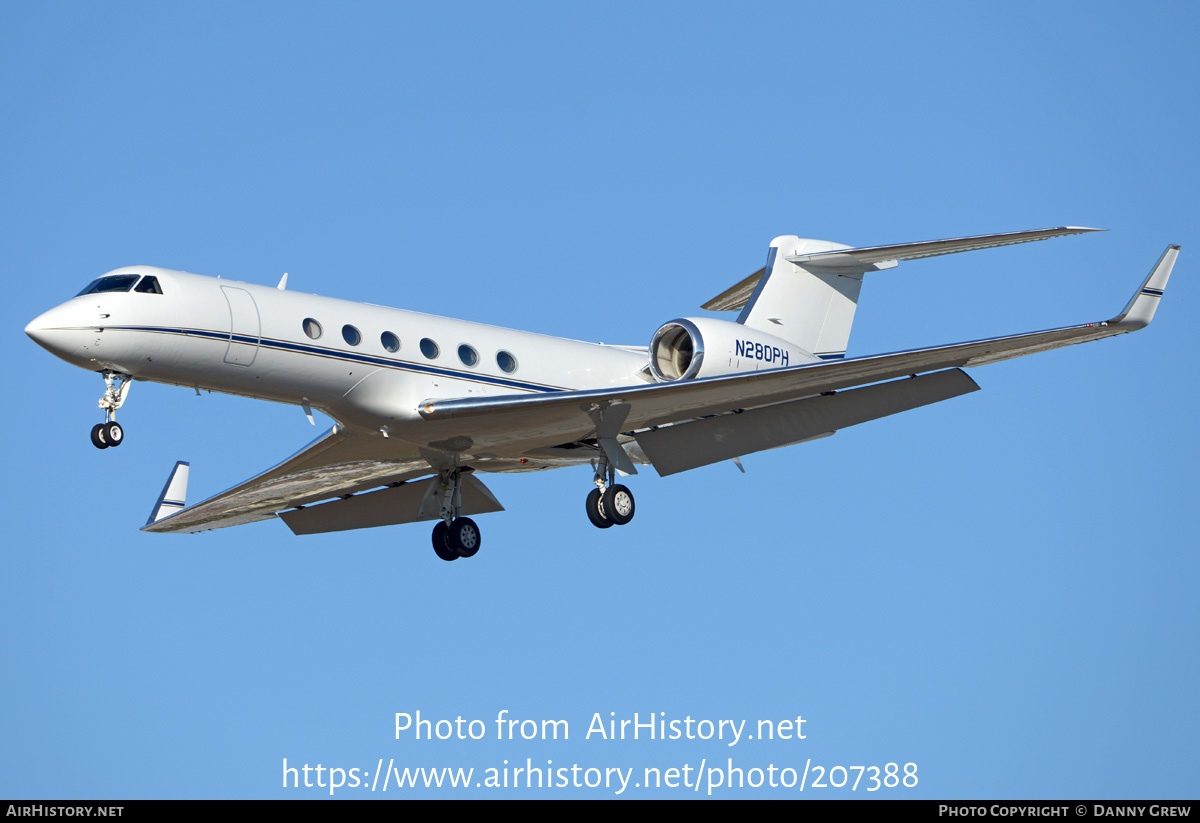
left=278, top=474, right=503, bottom=535
left=634, top=369, right=979, bottom=475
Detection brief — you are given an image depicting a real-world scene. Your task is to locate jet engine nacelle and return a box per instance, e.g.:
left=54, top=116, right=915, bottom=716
left=648, top=317, right=820, bottom=381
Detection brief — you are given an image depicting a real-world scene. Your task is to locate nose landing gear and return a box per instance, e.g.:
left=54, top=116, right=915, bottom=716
left=90, top=371, right=131, bottom=450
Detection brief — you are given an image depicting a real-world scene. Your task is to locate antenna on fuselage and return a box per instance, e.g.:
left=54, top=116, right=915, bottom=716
left=277, top=272, right=289, bottom=290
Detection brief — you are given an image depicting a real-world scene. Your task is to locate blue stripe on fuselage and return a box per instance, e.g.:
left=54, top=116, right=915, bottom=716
left=113, top=325, right=566, bottom=394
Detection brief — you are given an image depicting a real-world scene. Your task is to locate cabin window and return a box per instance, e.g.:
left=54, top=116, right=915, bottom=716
left=496, top=350, right=518, bottom=374
left=76, top=274, right=139, bottom=296
left=458, top=344, right=479, bottom=367
left=302, top=318, right=323, bottom=339
left=342, top=324, right=362, bottom=346
left=133, top=276, right=163, bottom=294
left=381, top=331, right=400, bottom=353
left=420, top=338, right=440, bottom=359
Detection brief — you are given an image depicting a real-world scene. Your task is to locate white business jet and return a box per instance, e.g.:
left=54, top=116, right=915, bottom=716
left=25, top=227, right=1177, bottom=561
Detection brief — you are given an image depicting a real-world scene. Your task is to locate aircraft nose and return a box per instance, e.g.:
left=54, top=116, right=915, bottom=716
left=25, top=304, right=89, bottom=362
left=25, top=312, right=52, bottom=345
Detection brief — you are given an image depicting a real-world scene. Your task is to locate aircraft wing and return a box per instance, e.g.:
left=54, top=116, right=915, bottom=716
left=141, top=426, right=436, bottom=533
left=419, top=245, right=1177, bottom=453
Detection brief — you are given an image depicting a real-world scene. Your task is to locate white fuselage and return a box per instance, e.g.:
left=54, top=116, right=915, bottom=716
left=27, top=266, right=651, bottom=445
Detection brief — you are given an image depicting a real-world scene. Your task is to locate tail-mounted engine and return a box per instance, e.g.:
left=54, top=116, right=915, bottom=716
left=648, top=317, right=818, bottom=382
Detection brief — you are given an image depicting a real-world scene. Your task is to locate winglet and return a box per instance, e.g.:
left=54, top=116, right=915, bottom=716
left=1111, top=245, right=1179, bottom=330
left=145, top=461, right=190, bottom=527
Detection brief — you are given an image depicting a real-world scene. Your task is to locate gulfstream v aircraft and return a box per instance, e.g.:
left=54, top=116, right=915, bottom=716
left=25, top=227, right=1177, bottom=560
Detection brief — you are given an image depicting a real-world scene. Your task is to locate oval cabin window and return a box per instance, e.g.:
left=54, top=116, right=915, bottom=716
left=496, top=350, right=518, bottom=373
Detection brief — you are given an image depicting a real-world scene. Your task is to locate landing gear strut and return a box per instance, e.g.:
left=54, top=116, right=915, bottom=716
left=91, top=371, right=131, bottom=449
left=585, top=453, right=636, bottom=529
left=430, top=468, right=482, bottom=562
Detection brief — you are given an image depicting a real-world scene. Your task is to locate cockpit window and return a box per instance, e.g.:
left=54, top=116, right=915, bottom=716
left=76, top=274, right=140, bottom=296
left=133, top=275, right=163, bottom=294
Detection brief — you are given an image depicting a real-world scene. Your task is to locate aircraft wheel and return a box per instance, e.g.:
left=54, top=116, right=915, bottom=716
left=103, top=421, right=124, bottom=447
left=447, top=517, right=481, bottom=557
left=603, top=484, right=635, bottom=526
left=90, top=423, right=109, bottom=449
left=432, top=521, right=458, bottom=562
left=585, top=488, right=614, bottom=529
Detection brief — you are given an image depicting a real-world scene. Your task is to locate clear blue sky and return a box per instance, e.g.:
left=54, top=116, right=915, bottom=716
left=3, top=1, right=1197, bottom=799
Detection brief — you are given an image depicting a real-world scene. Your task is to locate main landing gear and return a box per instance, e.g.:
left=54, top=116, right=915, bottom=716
left=585, top=454, right=636, bottom=529
left=90, top=371, right=132, bottom=450
left=430, top=469, right=482, bottom=562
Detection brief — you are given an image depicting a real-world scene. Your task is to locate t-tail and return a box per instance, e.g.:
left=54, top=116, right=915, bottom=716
left=704, top=226, right=1103, bottom=359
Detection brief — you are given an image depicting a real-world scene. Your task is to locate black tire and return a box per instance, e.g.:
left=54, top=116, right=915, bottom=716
left=90, top=423, right=109, bottom=449
left=447, top=517, right=481, bottom=558
left=585, top=488, right=614, bottom=529
left=603, top=484, right=635, bottom=526
left=432, top=521, right=457, bottom=561
left=104, top=421, right=124, bottom=447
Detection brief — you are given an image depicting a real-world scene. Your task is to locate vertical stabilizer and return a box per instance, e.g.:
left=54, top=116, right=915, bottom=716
left=737, top=236, right=875, bottom=359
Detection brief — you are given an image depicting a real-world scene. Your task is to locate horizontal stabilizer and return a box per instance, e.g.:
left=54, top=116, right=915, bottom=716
left=146, top=461, right=190, bottom=526
left=634, top=369, right=979, bottom=475
left=278, top=474, right=503, bottom=535
left=703, top=227, right=1101, bottom=311
left=787, top=226, right=1102, bottom=268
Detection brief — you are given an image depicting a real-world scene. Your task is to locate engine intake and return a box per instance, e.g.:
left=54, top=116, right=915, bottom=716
left=649, top=319, right=704, bottom=381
